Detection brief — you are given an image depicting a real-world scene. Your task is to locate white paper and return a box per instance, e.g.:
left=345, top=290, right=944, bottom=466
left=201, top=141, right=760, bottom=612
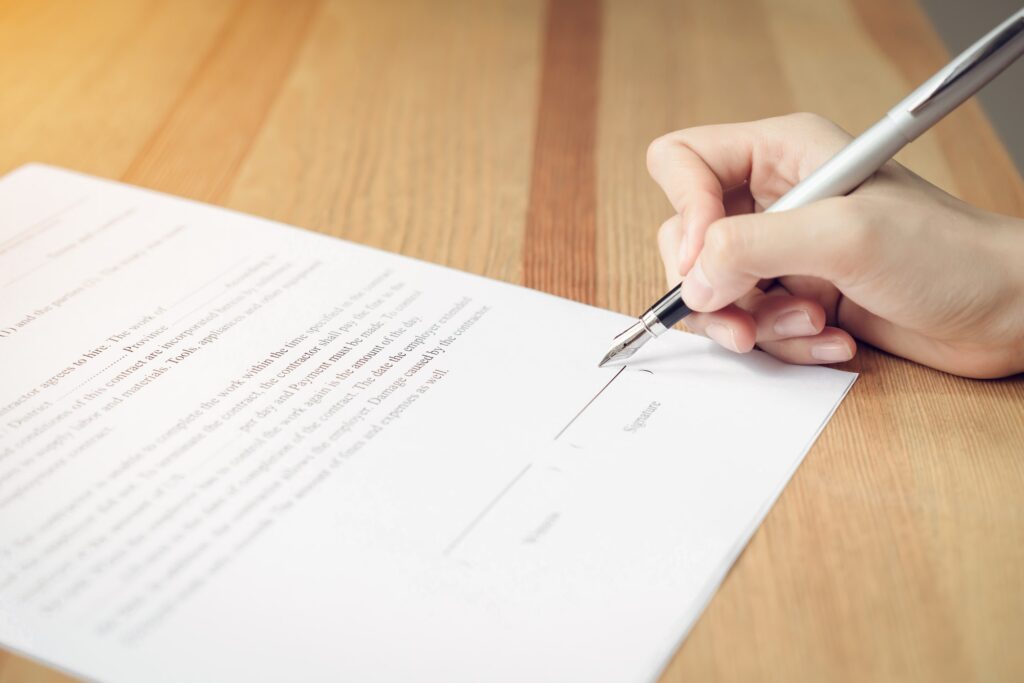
left=0, top=165, right=855, bottom=683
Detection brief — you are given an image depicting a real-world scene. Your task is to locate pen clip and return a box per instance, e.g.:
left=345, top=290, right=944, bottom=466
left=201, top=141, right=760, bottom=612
left=906, top=15, right=1024, bottom=115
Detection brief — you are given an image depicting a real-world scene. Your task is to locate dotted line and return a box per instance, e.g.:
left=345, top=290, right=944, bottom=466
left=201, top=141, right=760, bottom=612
left=54, top=354, right=129, bottom=404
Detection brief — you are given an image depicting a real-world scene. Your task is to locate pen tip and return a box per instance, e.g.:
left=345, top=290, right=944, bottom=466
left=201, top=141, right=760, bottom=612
left=598, top=319, right=654, bottom=368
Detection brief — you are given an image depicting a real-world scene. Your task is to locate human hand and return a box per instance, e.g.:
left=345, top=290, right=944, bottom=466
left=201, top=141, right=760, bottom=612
left=647, top=113, right=1024, bottom=379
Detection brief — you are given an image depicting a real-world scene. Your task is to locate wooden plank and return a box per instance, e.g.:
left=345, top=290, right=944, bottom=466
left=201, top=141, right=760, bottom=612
left=226, top=0, right=545, bottom=284
left=0, top=654, right=76, bottom=683
left=523, top=0, right=600, bottom=304
left=0, top=0, right=240, bottom=178
left=122, top=0, right=321, bottom=201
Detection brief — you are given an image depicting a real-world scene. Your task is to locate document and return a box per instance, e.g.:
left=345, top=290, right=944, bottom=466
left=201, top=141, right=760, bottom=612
left=0, top=165, right=855, bottom=682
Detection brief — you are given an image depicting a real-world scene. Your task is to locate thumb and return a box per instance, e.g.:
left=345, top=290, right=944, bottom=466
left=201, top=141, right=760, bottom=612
left=680, top=197, right=871, bottom=312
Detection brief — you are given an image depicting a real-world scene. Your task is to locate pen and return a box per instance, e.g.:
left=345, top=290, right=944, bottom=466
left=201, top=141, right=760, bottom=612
left=599, top=9, right=1024, bottom=367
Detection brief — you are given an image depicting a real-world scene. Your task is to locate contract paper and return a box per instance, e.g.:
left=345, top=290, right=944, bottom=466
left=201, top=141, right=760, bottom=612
left=0, top=165, right=855, bottom=682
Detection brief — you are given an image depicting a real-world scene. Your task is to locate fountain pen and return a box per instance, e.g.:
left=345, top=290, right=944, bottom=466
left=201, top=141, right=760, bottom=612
left=599, top=9, right=1024, bottom=368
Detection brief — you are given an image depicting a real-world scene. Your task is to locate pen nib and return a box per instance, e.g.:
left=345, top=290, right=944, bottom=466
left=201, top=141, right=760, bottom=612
left=598, top=319, right=654, bottom=367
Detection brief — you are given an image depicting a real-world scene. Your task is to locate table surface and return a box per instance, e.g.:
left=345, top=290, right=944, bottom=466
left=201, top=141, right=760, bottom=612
left=1, top=0, right=1022, bottom=681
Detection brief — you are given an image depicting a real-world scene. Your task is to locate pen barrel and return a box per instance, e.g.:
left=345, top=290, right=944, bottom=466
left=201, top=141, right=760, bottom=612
left=893, top=10, right=1024, bottom=135
left=649, top=283, right=689, bottom=331
left=769, top=9, right=1024, bottom=216
left=767, top=116, right=909, bottom=214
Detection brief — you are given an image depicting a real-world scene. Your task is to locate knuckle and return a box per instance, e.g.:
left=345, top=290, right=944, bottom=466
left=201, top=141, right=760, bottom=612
left=646, top=134, right=679, bottom=174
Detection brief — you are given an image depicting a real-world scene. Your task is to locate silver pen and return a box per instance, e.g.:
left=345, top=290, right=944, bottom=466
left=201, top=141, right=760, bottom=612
left=600, top=9, right=1024, bottom=367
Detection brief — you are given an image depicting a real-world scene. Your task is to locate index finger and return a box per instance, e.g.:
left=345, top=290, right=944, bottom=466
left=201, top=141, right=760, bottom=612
left=646, top=113, right=850, bottom=275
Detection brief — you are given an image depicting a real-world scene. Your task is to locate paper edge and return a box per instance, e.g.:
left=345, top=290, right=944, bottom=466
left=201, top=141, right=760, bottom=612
left=642, top=371, right=859, bottom=683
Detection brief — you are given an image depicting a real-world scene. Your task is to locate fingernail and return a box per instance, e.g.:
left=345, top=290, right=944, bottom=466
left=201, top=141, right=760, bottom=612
left=773, top=310, right=816, bottom=337
left=811, top=343, right=853, bottom=362
left=705, top=323, right=738, bottom=352
left=682, top=260, right=713, bottom=309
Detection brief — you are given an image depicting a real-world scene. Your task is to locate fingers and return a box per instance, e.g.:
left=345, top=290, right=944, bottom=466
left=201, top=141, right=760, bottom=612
left=646, top=138, right=725, bottom=273
left=680, top=197, right=873, bottom=312
left=656, top=215, right=685, bottom=285
left=683, top=304, right=758, bottom=353
left=654, top=199, right=752, bottom=287
left=723, top=182, right=755, bottom=217
left=757, top=326, right=857, bottom=365
left=649, top=114, right=864, bottom=365
left=747, top=290, right=825, bottom=341
left=647, top=114, right=851, bottom=274
left=683, top=286, right=840, bottom=363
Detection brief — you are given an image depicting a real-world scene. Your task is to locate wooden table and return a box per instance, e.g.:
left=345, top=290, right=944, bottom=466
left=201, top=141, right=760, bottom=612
left=1, top=0, right=1022, bottom=680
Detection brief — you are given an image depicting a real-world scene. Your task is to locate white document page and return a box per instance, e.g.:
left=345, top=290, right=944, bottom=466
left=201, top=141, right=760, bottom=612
left=0, top=165, right=855, bottom=683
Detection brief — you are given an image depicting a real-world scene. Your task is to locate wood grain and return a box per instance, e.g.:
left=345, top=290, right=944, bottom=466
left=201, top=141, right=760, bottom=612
left=122, top=0, right=320, bottom=202
left=524, top=0, right=600, bottom=304
left=226, top=0, right=544, bottom=285
left=0, top=0, right=1021, bottom=681
left=0, top=1, right=241, bottom=178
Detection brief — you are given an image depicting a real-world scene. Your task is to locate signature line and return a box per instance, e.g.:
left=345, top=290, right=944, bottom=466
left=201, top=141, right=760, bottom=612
left=443, top=463, right=533, bottom=556
left=553, top=366, right=626, bottom=441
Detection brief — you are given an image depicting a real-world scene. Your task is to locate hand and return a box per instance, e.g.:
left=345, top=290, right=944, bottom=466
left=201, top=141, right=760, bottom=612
left=647, top=113, right=1024, bottom=379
